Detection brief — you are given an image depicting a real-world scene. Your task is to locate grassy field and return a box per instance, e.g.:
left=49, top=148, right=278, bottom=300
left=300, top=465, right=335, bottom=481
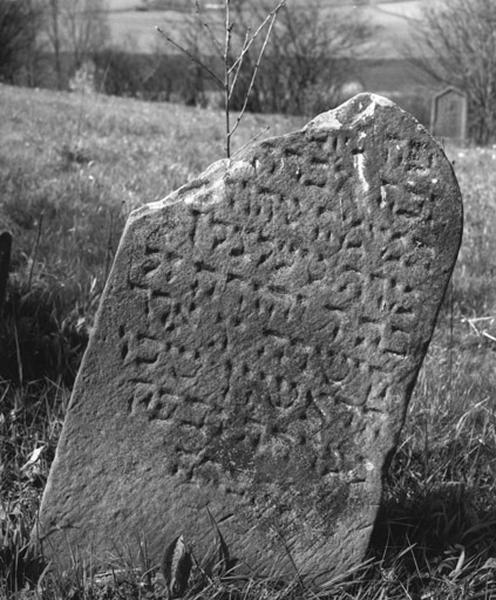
left=1, top=82, right=496, bottom=599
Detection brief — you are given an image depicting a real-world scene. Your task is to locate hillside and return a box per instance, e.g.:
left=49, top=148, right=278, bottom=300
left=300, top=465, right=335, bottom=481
left=0, top=84, right=301, bottom=224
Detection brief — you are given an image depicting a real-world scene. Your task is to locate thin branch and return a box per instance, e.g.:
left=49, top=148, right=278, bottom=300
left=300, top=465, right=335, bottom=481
left=155, top=26, right=223, bottom=88
left=158, top=0, right=286, bottom=157
left=228, top=29, right=251, bottom=100
left=228, top=8, right=279, bottom=140
left=28, top=211, right=44, bottom=290
left=194, top=0, right=224, bottom=60
left=224, top=0, right=232, bottom=158
left=232, top=124, right=271, bottom=158
left=228, top=0, right=286, bottom=77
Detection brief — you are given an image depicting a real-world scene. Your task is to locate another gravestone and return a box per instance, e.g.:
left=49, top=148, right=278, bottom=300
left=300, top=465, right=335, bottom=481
left=431, top=87, right=468, bottom=141
left=37, top=94, right=463, bottom=582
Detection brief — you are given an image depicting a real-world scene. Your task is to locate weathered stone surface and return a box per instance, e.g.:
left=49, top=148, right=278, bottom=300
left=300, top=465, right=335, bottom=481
left=37, top=94, right=463, bottom=581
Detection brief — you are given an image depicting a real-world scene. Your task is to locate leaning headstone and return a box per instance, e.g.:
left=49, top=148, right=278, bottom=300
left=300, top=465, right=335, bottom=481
left=37, top=94, right=462, bottom=582
left=431, top=86, right=468, bottom=141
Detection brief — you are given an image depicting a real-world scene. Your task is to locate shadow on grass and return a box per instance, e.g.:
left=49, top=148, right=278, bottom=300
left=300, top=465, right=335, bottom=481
left=367, top=479, right=496, bottom=597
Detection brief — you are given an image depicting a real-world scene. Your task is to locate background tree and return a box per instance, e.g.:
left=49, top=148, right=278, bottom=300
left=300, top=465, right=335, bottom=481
left=231, top=0, right=373, bottom=116
left=0, top=0, right=42, bottom=85
left=158, top=0, right=287, bottom=157
left=175, top=0, right=373, bottom=118
left=41, top=0, right=110, bottom=89
left=44, top=0, right=62, bottom=88
left=411, top=0, right=496, bottom=145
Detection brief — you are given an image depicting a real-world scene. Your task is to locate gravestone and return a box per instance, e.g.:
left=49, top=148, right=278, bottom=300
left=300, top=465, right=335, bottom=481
left=37, top=94, right=463, bottom=583
left=431, top=87, right=468, bottom=141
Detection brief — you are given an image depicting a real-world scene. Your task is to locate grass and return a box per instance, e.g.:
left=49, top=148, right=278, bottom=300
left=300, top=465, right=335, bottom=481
left=1, top=82, right=496, bottom=598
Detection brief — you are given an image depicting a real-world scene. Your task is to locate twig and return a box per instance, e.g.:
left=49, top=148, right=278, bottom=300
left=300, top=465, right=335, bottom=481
left=228, top=30, right=251, bottom=99
left=232, top=124, right=271, bottom=157
left=466, top=319, right=480, bottom=335
left=28, top=211, right=44, bottom=290
left=461, top=315, right=496, bottom=341
left=224, top=0, right=232, bottom=157
left=195, top=0, right=224, bottom=60
left=104, top=209, right=114, bottom=283
left=228, top=8, right=279, bottom=140
left=158, top=0, right=285, bottom=158
left=461, top=315, right=496, bottom=322
left=481, top=330, right=496, bottom=343
left=156, top=26, right=223, bottom=88
left=228, top=0, right=286, bottom=78
left=13, top=317, right=23, bottom=387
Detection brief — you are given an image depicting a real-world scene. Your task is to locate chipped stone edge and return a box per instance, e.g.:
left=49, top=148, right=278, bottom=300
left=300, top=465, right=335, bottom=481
left=129, top=92, right=442, bottom=223
left=130, top=157, right=258, bottom=222
left=304, top=93, right=395, bottom=133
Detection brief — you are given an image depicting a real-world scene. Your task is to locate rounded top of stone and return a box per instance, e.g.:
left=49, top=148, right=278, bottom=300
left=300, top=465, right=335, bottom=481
left=304, top=93, right=396, bottom=134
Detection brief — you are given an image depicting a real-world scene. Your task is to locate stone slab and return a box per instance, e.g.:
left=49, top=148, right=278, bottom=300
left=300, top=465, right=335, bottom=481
left=37, top=94, right=463, bottom=582
left=431, top=87, right=468, bottom=141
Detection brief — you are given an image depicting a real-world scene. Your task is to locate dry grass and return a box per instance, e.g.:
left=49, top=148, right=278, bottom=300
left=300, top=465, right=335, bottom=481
left=1, top=83, right=496, bottom=599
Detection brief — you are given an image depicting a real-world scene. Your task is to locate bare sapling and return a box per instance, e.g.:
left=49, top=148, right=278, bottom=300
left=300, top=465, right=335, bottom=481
left=156, top=0, right=286, bottom=158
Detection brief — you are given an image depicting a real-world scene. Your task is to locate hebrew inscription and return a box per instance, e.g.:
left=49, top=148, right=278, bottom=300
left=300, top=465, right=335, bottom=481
left=37, top=94, right=463, bottom=581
